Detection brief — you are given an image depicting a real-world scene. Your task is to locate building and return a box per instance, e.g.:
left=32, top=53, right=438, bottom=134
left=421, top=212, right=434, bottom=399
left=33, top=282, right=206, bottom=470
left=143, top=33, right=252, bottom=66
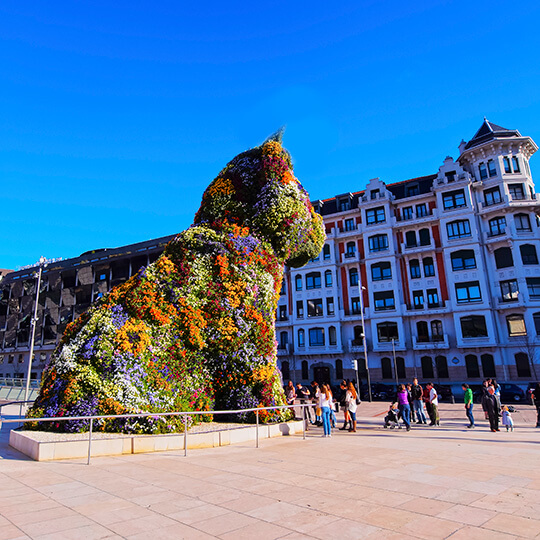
left=1, top=120, right=539, bottom=389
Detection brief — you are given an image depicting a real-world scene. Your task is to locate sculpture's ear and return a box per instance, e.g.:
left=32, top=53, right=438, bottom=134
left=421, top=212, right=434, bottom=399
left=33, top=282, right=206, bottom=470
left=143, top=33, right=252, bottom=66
left=263, top=126, right=286, bottom=145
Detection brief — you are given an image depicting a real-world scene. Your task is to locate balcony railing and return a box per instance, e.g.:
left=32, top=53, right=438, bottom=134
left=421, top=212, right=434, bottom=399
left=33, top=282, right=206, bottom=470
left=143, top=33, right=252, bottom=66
left=412, top=334, right=449, bottom=350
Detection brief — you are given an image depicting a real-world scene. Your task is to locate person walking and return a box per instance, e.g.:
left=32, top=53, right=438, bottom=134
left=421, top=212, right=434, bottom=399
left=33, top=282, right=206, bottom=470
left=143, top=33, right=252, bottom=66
left=345, top=381, right=358, bottom=432
left=483, top=385, right=500, bottom=432
left=318, top=383, right=333, bottom=437
left=397, top=384, right=411, bottom=431
left=406, top=383, right=415, bottom=423
left=462, top=383, right=474, bottom=428
left=481, top=379, right=490, bottom=420
left=296, top=383, right=312, bottom=424
left=426, top=382, right=440, bottom=426
left=423, top=384, right=433, bottom=425
left=338, top=381, right=351, bottom=431
left=311, top=381, right=322, bottom=426
left=411, top=378, right=427, bottom=424
left=532, top=382, right=540, bottom=428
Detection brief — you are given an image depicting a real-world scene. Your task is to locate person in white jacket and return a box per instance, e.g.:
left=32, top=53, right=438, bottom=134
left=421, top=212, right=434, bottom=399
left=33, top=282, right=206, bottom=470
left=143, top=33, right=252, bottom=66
left=318, top=383, right=333, bottom=437
left=345, top=382, right=358, bottom=432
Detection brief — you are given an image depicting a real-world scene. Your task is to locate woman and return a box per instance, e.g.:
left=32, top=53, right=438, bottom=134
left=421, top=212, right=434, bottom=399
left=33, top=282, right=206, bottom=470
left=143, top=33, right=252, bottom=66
left=318, top=383, right=333, bottom=437
left=345, top=381, right=358, bottom=432
left=338, top=380, right=351, bottom=430
left=285, top=381, right=296, bottom=407
left=397, top=384, right=411, bottom=431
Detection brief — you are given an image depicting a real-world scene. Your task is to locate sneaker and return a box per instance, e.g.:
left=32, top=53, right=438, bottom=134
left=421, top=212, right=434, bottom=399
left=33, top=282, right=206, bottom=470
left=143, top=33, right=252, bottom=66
left=406, top=426, right=411, bottom=431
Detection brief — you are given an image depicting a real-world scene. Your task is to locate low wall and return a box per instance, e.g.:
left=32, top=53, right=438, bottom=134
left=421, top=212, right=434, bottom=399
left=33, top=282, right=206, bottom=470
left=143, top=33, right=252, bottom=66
left=9, top=420, right=304, bottom=461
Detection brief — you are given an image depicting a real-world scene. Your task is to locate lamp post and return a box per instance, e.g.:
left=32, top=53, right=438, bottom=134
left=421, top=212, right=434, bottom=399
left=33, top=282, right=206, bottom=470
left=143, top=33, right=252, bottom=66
left=24, top=256, right=47, bottom=404
left=392, top=338, right=399, bottom=388
left=357, top=279, right=372, bottom=402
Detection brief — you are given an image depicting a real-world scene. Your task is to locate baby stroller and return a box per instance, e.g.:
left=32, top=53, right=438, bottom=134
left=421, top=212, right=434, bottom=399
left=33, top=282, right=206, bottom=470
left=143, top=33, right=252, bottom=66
left=384, top=406, right=401, bottom=429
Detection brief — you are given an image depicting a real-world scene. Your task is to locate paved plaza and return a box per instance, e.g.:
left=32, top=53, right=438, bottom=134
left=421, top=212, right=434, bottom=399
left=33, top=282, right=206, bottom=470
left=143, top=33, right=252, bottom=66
left=1, top=402, right=540, bottom=539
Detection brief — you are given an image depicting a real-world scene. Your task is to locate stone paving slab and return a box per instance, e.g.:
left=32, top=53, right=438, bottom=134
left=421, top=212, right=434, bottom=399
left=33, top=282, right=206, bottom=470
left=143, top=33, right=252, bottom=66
left=0, top=402, right=539, bottom=539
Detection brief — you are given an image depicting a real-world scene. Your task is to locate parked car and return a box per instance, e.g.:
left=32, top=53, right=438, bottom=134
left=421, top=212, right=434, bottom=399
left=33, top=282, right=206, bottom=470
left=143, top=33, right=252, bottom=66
left=417, top=383, right=454, bottom=403
left=473, top=383, right=526, bottom=404
left=360, top=382, right=397, bottom=401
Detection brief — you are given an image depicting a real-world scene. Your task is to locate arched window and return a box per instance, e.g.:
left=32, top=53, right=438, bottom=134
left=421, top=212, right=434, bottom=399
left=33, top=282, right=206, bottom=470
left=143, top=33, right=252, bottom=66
left=349, top=268, right=358, bottom=286
left=381, top=357, right=393, bottom=379
left=419, top=228, right=431, bottom=246
left=416, top=321, right=429, bottom=342
left=421, top=356, right=434, bottom=379
left=336, top=359, right=343, bottom=380
left=410, top=259, right=421, bottom=279
left=329, top=326, right=337, bottom=346
left=435, top=356, right=449, bottom=378
left=494, top=247, right=514, bottom=269
left=481, top=354, right=496, bottom=378
left=465, top=355, right=480, bottom=378
left=515, top=353, right=531, bottom=378
left=306, top=272, right=321, bottom=289
left=520, top=244, right=538, bottom=265
left=323, top=244, right=331, bottom=260
left=301, top=360, right=309, bottom=380
left=396, top=357, right=406, bottom=379
left=295, top=275, right=302, bottom=291
left=279, top=331, right=288, bottom=349
left=325, top=270, right=333, bottom=287
left=405, top=231, right=417, bottom=248
left=297, top=329, right=305, bottom=347
left=345, top=242, right=356, bottom=258
left=479, top=162, right=488, bottom=180
left=423, top=257, right=435, bottom=277
left=353, top=325, right=363, bottom=344
left=281, top=361, right=290, bottom=380
left=431, top=320, right=443, bottom=340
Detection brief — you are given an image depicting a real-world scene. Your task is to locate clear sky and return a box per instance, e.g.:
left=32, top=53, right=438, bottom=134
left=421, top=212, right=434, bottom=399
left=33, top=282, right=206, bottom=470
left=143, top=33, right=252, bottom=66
left=2, top=0, right=540, bottom=269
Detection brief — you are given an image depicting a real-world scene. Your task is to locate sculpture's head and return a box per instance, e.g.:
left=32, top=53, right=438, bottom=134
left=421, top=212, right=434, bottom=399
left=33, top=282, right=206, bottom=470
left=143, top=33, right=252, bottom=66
left=194, top=130, right=326, bottom=267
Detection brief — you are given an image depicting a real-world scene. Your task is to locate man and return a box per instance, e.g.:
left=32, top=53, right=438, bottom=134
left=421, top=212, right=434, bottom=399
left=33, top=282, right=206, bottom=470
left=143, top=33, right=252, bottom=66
left=482, top=385, right=500, bottom=432
left=426, top=382, right=440, bottom=426
left=411, top=378, right=426, bottom=424
left=296, top=383, right=312, bottom=424
left=532, top=382, right=540, bottom=428
left=422, top=384, right=433, bottom=425
left=310, top=381, right=322, bottom=426
left=462, top=383, right=474, bottom=428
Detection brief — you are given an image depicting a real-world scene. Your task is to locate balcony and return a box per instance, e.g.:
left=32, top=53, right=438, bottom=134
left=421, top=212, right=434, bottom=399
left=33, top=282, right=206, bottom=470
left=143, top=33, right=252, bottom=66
left=406, top=301, right=448, bottom=313
left=401, top=241, right=434, bottom=254
left=372, top=339, right=406, bottom=352
left=508, top=192, right=540, bottom=207
left=396, top=209, right=435, bottom=223
left=412, top=334, right=449, bottom=350
left=349, top=339, right=364, bottom=353
left=341, top=251, right=360, bottom=264
left=277, top=344, right=289, bottom=356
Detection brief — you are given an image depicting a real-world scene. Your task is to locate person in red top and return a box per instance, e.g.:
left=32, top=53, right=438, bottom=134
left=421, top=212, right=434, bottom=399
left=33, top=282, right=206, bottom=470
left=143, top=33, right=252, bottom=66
left=422, top=385, right=433, bottom=425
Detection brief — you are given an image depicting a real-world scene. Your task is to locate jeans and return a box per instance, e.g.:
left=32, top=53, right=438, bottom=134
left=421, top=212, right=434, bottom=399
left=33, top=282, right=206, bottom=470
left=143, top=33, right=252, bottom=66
left=399, top=403, right=411, bottom=429
left=535, top=404, right=540, bottom=427
left=413, top=399, right=426, bottom=423
left=330, top=408, right=337, bottom=427
left=321, top=406, right=331, bottom=436
left=465, top=403, right=474, bottom=426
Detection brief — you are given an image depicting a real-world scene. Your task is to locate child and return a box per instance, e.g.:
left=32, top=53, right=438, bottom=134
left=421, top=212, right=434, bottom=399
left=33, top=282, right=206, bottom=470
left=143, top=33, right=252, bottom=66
left=502, top=406, right=514, bottom=432
left=384, top=402, right=401, bottom=429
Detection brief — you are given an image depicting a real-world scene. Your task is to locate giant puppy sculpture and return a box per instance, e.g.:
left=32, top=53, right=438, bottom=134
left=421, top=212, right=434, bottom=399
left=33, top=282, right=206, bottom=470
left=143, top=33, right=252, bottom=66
left=28, top=132, right=326, bottom=433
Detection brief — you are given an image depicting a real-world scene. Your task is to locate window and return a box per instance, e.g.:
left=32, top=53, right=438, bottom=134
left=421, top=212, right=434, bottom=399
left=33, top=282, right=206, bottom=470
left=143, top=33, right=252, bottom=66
left=405, top=231, right=417, bottom=248
left=295, top=275, right=302, bottom=291
left=377, top=322, right=398, bottom=342
left=419, top=229, right=431, bottom=246
left=329, top=326, right=337, bottom=346
left=345, top=218, right=355, bottom=231
left=298, top=329, right=305, bottom=347
left=323, top=245, right=331, bottom=260
left=370, top=189, right=379, bottom=200
left=371, top=262, right=391, bottom=281
left=534, top=312, right=540, bottom=335
left=279, top=331, right=288, bottom=349
left=325, top=270, right=333, bottom=287
left=515, top=213, right=532, bottom=232
left=465, top=355, right=480, bottom=378
left=406, top=184, right=419, bottom=197
left=445, top=171, right=456, bottom=183
left=301, top=360, right=308, bottom=380
left=421, top=356, right=434, bottom=379
left=278, top=305, right=287, bottom=321
left=279, top=281, right=286, bottom=296
left=416, top=203, right=428, bottom=217
left=351, top=297, right=361, bottom=314
left=339, top=199, right=351, bottom=211
left=412, top=290, right=424, bottom=309
left=369, top=234, right=388, bottom=252
left=512, top=156, right=521, bottom=173
left=481, top=354, right=497, bottom=379
left=443, top=189, right=466, bottom=210
left=494, top=247, right=514, bottom=269
left=520, top=244, right=538, bottom=265
left=455, top=281, right=481, bottom=303
left=515, top=353, right=531, bottom=378
left=374, top=291, right=395, bottom=311
left=417, top=321, right=429, bottom=342
left=349, top=268, right=358, bottom=286
left=526, top=278, right=540, bottom=298
left=307, top=299, right=323, bottom=317
left=326, top=297, right=335, bottom=316
left=431, top=320, right=443, bottom=340
left=281, top=361, right=290, bottom=380
left=447, top=220, right=471, bottom=239
left=296, top=300, right=304, bottom=318
left=410, top=259, right=421, bottom=279
left=460, top=315, right=488, bottom=338
left=353, top=325, right=363, bottom=344
left=451, top=250, right=476, bottom=271
left=503, top=156, right=512, bottom=173
left=478, top=162, right=488, bottom=180
left=309, top=328, right=325, bottom=346
left=402, top=206, right=413, bottom=220
left=488, top=216, right=506, bottom=236
left=423, top=257, right=435, bottom=277
left=381, top=358, right=393, bottom=379
left=488, top=159, right=497, bottom=177
left=436, top=356, right=449, bottom=379
left=345, top=242, right=356, bottom=258
left=484, top=187, right=501, bottom=206
left=306, top=272, right=321, bottom=290
left=507, top=314, right=526, bottom=336
left=509, top=183, right=524, bottom=200
left=500, top=279, right=519, bottom=302
left=396, top=357, right=406, bottom=379
left=366, top=206, right=385, bottom=225
left=335, top=358, right=342, bottom=378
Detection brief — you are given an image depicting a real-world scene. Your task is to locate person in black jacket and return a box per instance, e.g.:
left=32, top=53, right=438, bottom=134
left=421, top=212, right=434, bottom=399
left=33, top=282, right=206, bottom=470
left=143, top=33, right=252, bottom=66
left=411, top=378, right=427, bottom=424
left=482, top=385, right=500, bottom=432
left=532, top=382, right=540, bottom=428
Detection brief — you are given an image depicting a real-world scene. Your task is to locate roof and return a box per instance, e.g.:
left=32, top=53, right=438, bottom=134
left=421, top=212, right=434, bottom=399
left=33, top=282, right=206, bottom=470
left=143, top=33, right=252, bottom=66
left=464, top=119, right=521, bottom=150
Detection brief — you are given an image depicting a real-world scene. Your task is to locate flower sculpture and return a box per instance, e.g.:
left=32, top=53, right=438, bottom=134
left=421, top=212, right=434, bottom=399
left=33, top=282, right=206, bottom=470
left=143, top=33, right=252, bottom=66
left=27, top=131, right=326, bottom=433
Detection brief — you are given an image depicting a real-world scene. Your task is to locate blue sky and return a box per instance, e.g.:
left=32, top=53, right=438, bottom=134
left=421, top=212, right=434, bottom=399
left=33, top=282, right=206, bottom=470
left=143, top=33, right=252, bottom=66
left=2, top=0, right=540, bottom=269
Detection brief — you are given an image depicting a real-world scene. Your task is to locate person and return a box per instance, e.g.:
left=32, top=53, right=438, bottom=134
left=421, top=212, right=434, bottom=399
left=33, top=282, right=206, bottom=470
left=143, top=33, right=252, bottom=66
left=532, top=382, right=540, bottom=428
left=481, top=379, right=490, bottom=420
left=462, top=383, right=474, bottom=428
left=501, top=406, right=514, bottom=432
left=426, top=382, right=440, bottom=426
left=296, top=383, right=312, bottom=423
left=411, top=378, right=426, bottom=424
left=345, top=381, right=358, bottom=432
left=318, top=383, right=333, bottom=437
left=492, top=379, right=502, bottom=410
left=338, top=381, right=351, bottom=431
left=422, top=384, right=433, bottom=425
left=384, top=402, right=400, bottom=429
left=406, top=383, right=415, bottom=423
left=482, top=385, right=500, bottom=432
left=397, top=384, right=411, bottom=431
left=285, top=381, right=296, bottom=407
left=310, top=381, right=322, bottom=426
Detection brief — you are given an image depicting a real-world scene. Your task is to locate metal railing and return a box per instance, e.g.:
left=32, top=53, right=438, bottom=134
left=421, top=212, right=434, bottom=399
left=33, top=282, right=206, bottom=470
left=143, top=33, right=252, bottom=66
left=0, top=404, right=310, bottom=465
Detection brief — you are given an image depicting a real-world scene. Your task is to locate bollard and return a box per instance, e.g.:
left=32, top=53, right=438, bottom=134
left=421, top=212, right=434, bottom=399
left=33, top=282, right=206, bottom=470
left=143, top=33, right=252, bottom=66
left=184, top=414, right=188, bottom=457
left=87, top=418, right=93, bottom=465
left=302, top=405, right=306, bottom=440
left=256, top=409, right=259, bottom=448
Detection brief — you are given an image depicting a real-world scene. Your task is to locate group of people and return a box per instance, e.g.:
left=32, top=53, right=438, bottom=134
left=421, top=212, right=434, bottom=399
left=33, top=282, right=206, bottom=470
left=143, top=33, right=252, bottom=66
left=464, top=379, right=514, bottom=432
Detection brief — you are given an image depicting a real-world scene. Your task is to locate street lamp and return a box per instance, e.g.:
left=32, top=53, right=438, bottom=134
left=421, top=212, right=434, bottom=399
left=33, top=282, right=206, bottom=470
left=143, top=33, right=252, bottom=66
left=357, top=278, right=372, bottom=402
left=24, top=256, right=48, bottom=404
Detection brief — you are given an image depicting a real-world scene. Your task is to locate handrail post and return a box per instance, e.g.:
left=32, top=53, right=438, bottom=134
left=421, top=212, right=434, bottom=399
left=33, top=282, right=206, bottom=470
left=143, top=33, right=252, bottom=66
left=87, top=418, right=93, bottom=465
left=302, top=405, right=306, bottom=440
left=184, top=414, right=188, bottom=457
left=256, top=409, right=259, bottom=449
